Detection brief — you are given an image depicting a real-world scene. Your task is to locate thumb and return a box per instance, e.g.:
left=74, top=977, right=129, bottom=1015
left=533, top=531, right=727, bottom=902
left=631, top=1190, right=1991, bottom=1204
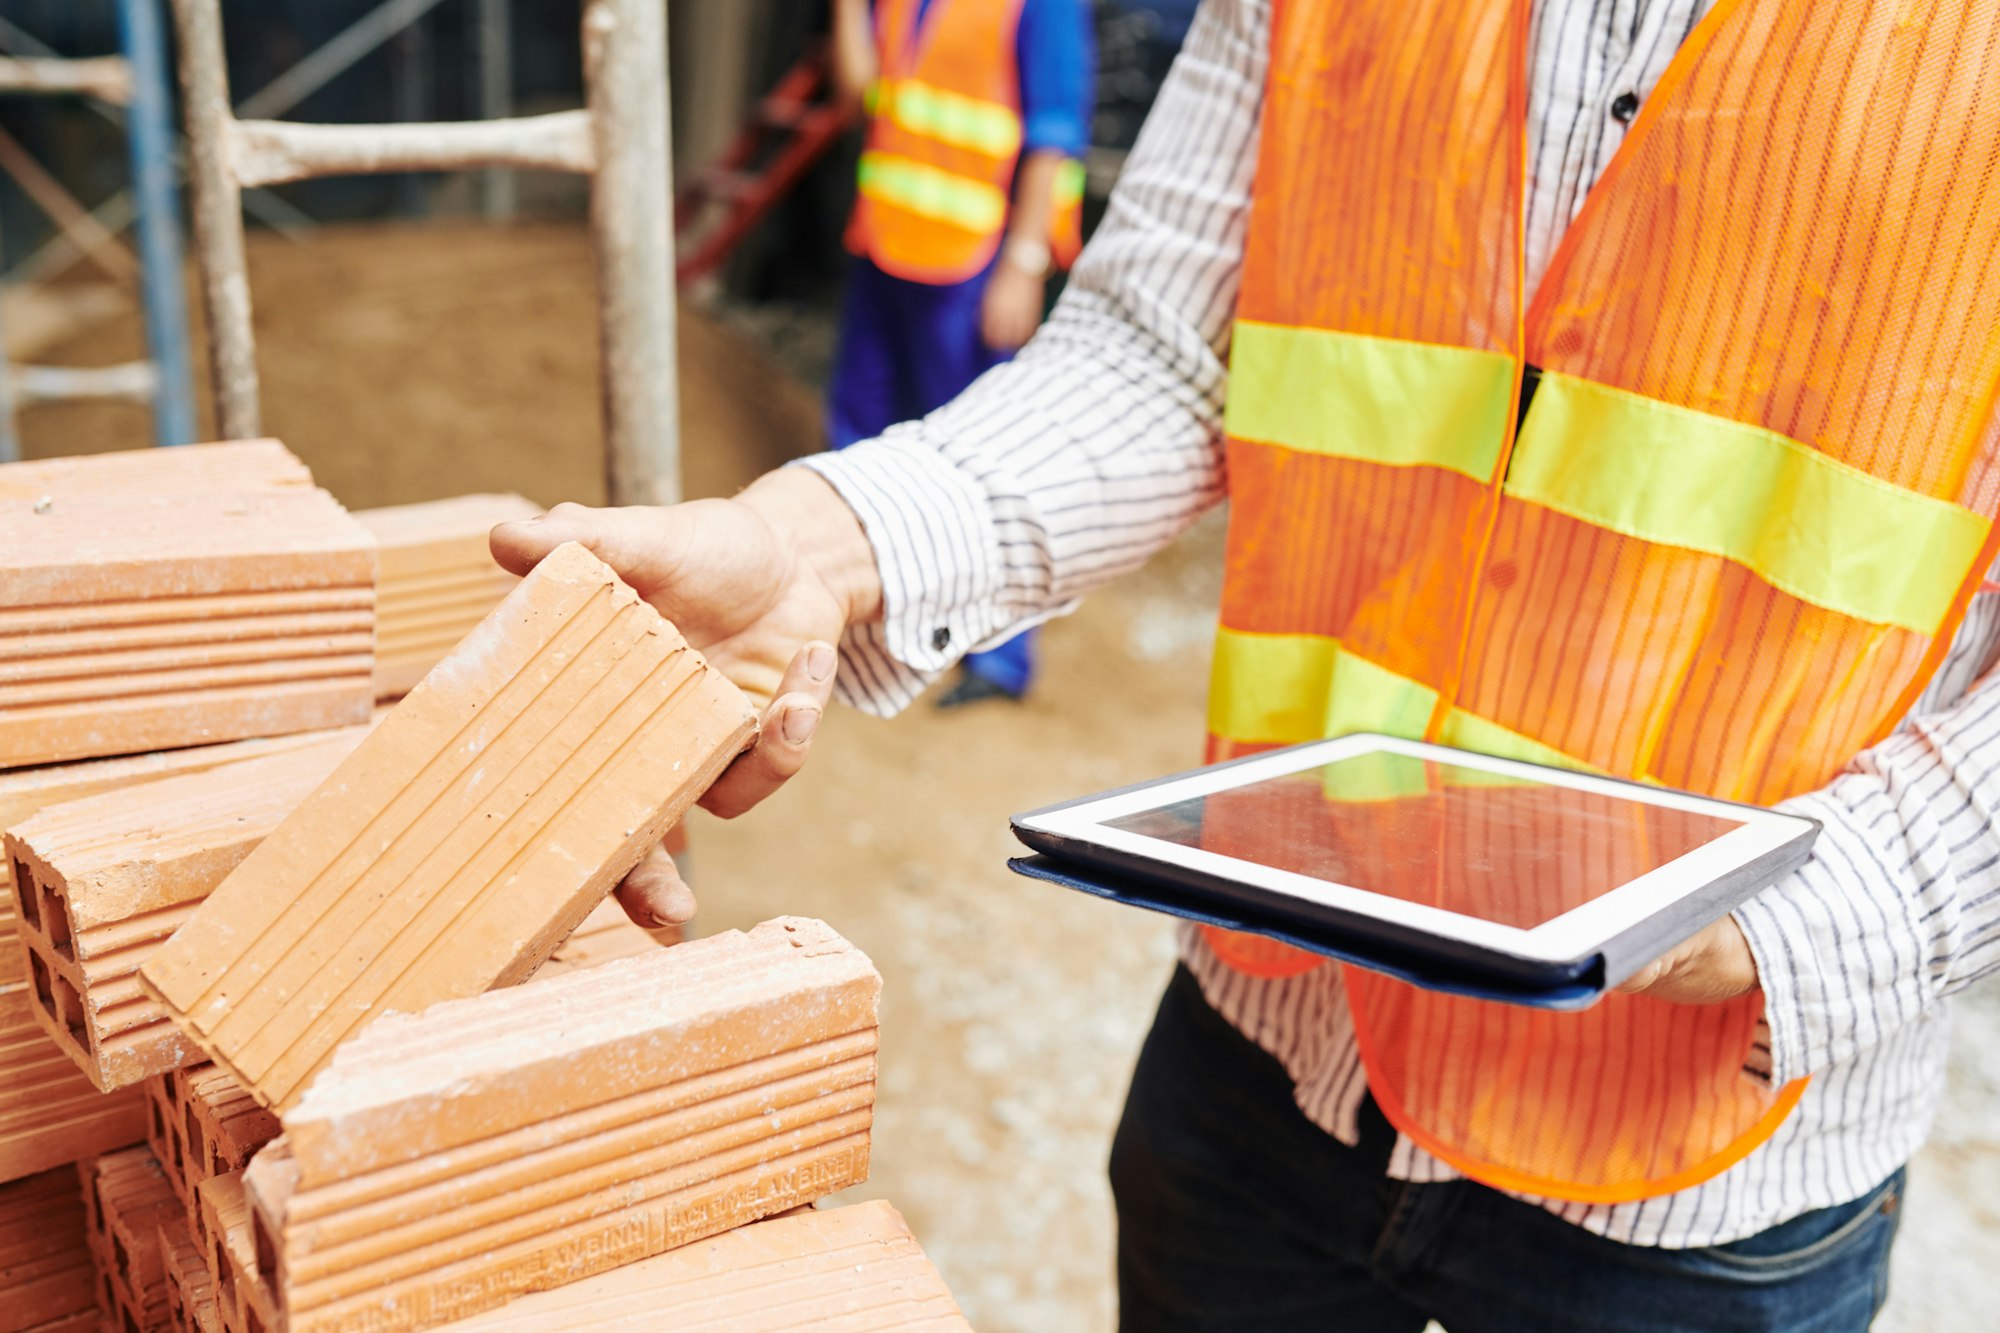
left=490, top=502, right=686, bottom=593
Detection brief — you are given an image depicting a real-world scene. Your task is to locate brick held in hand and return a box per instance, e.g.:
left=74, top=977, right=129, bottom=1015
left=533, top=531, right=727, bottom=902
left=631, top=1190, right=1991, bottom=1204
left=0, top=1165, right=101, bottom=1332
left=442, top=1201, right=970, bottom=1332
left=0, top=439, right=375, bottom=769
left=0, top=986, right=146, bottom=1185
left=5, top=735, right=367, bottom=1092
left=140, top=541, right=759, bottom=1114
left=354, top=493, right=543, bottom=701
left=248, top=917, right=878, bottom=1333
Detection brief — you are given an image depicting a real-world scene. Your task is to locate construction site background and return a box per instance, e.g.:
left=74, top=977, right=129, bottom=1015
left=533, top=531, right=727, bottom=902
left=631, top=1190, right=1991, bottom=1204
left=2, top=2, right=1993, bottom=1328
left=5, top=214, right=1992, bottom=1333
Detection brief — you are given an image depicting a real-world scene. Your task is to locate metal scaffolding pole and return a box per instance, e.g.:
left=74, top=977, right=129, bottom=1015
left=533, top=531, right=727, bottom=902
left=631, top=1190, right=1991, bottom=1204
left=116, top=0, right=196, bottom=446
left=0, top=2, right=195, bottom=455
left=479, top=0, right=515, bottom=218
left=171, top=0, right=681, bottom=505
left=586, top=0, right=678, bottom=506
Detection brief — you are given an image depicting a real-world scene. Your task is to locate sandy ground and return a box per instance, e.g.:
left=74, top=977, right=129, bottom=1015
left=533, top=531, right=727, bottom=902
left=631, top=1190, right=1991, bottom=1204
left=16, top=221, right=1996, bottom=1332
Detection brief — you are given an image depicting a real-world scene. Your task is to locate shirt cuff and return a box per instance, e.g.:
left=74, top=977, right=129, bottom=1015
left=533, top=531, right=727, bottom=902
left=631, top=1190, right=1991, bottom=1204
left=1730, top=783, right=1935, bottom=1088
left=793, top=436, right=1015, bottom=716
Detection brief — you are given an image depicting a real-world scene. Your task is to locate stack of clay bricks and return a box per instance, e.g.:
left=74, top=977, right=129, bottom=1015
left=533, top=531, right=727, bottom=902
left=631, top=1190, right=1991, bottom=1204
left=352, top=494, right=542, bottom=701
left=2, top=442, right=969, bottom=1330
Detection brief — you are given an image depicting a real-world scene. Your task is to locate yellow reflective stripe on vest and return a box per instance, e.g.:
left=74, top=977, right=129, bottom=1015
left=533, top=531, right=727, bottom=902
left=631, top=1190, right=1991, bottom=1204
left=1053, top=157, right=1086, bottom=207
left=1509, top=372, right=1991, bottom=634
left=857, top=151, right=1008, bottom=234
left=1224, top=322, right=1514, bottom=482
left=1208, top=627, right=1597, bottom=773
left=872, top=78, right=1023, bottom=157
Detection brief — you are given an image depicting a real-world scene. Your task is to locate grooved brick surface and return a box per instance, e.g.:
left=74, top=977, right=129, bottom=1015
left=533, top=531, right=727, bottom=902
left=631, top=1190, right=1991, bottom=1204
left=141, top=542, right=758, bottom=1113
left=0, top=1165, right=99, bottom=1332
left=79, top=1146, right=179, bottom=1332
left=442, top=1201, right=970, bottom=1331
left=0, top=985, right=145, bottom=1185
left=180, top=1064, right=282, bottom=1204
left=162, top=1219, right=225, bottom=1333
left=354, top=494, right=541, bottom=700
left=196, top=1170, right=276, bottom=1333
left=248, top=917, right=879, bottom=1333
left=0, top=722, right=373, bottom=992
left=6, top=736, right=366, bottom=1091
left=0, top=441, right=376, bottom=768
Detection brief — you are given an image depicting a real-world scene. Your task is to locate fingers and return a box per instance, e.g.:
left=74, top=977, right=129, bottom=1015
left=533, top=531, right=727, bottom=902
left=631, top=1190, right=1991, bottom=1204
left=490, top=502, right=685, bottom=590
left=615, top=840, right=697, bottom=928
left=1614, top=917, right=1759, bottom=1005
left=699, top=640, right=838, bottom=819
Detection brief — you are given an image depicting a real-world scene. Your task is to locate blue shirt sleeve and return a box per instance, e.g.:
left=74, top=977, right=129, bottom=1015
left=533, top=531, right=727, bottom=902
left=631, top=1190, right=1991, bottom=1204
left=1016, top=0, right=1095, bottom=158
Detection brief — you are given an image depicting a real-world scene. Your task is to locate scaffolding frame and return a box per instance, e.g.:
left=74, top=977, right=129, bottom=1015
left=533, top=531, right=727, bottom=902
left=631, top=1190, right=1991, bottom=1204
left=173, top=0, right=681, bottom=506
left=0, top=0, right=195, bottom=460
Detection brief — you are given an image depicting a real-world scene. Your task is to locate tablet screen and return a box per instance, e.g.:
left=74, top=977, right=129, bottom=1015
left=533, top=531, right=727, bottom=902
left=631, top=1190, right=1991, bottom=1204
left=1101, top=749, right=1745, bottom=929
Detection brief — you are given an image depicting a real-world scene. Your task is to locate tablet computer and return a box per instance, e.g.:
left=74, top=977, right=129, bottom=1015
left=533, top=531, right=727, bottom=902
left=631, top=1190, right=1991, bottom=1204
left=1010, top=734, right=1818, bottom=998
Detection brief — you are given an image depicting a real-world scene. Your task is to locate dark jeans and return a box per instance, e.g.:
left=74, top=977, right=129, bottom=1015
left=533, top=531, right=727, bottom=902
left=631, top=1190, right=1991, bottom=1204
left=1110, top=967, right=1905, bottom=1332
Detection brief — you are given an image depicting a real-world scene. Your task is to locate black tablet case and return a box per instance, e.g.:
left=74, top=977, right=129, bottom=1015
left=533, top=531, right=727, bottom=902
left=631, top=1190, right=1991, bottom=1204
left=1008, top=853, right=1605, bottom=1009
left=1009, top=750, right=1817, bottom=1012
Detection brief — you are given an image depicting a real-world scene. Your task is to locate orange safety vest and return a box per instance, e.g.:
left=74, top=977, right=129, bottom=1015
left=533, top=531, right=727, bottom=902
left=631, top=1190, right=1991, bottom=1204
left=1206, top=0, right=2000, bottom=1203
left=847, top=0, right=1087, bottom=285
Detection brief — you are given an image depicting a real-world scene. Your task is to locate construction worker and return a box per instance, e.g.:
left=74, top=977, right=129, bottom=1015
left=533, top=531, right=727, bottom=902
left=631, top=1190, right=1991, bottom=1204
left=825, top=0, right=1093, bottom=707
left=495, top=0, right=2000, bottom=1326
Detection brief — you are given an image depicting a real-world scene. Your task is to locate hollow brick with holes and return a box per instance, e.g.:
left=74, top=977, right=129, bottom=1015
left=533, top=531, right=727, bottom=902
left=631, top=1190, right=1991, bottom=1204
left=0, top=983, right=145, bottom=1184
left=198, top=1170, right=277, bottom=1333
left=5, top=735, right=365, bottom=1092
left=141, top=541, right=757, bottom=1114
left=78, top=1146, right=179, bottom=1332
left=241, top=917, right=877, bottom=1333
left=162, top=1217, right=226, bottom=1333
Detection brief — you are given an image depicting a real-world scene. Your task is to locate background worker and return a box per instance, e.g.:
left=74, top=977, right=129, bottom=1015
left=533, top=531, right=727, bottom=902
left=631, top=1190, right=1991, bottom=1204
left=497, top=0, right=2000, bottom=1327
left=826, top=0, right=1093, bottom=707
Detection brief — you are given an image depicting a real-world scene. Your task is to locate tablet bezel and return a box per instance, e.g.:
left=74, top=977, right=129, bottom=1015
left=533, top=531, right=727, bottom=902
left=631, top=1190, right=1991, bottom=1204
left=1011, top=734, right=1818, bottom=966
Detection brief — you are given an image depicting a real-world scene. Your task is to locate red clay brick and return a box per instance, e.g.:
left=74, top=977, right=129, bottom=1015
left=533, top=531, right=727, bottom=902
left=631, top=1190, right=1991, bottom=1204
left=0, top=719, right=372, bottom=998
left=161, top=1219, right=225, bottom=1333
left=170, top=1064, right=281, bottom=1247
left=440, top=1201, right=969, bottom=1331
left=0, top=986, right=145, bottom=1185
left=354, top=494, right=541, bottom=701
left=0, top=1165, right=100, bottom=1331
left=196, top=1171, right=276, bottom=1333
left=78, top=1146, right=179, bottom=1332
left=142, top=542, right=758, bottom=1113
left=0, top=440, right=309, bottom=503
left=0, top=442, right=375, bottom=769
left=246, top=917, right=877, bottom=1332
left=142, top=1075, right=188, bottom=1208
left=6, top=736, right=366, bottom=1091
left=534, top=897, right=681, bottom=978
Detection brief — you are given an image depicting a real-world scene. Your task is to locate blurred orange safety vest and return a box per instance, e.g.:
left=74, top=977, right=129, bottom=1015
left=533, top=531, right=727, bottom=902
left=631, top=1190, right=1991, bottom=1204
left=1204, top=0, right=2000, bottom=1204
left=847, top=0, right=1086, bottom=285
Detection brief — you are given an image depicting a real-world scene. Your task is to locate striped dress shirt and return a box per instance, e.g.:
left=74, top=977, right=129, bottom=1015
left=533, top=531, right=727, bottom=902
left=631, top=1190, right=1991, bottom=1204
left=798, top=0, right=2000, bottom=1247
